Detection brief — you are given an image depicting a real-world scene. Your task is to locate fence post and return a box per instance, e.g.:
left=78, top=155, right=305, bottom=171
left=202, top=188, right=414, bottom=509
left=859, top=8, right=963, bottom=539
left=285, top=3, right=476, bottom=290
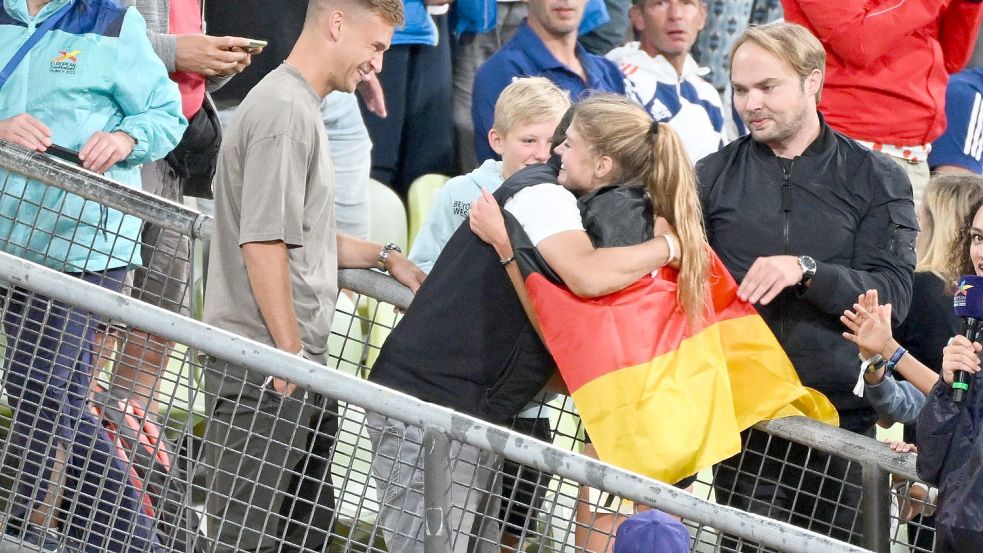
left=424, top=428, right=452, bottom=553
left=862, top=461, right=891, bottom=553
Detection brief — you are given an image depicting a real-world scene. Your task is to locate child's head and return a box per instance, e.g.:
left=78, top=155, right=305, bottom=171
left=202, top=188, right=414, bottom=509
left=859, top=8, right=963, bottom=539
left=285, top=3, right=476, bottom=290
left=613, top=510, right=690, bottom=553
left=489, top=77, right=571, bottom=179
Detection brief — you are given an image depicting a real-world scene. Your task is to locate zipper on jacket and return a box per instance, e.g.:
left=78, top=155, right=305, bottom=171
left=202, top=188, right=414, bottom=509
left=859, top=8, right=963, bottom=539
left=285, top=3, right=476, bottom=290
left=778, top=158, right=794, bottom=344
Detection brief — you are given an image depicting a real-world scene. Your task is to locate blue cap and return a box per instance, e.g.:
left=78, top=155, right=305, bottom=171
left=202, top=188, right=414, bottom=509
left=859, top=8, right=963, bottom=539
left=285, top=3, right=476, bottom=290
left=614, top=510, right=690, bottom=553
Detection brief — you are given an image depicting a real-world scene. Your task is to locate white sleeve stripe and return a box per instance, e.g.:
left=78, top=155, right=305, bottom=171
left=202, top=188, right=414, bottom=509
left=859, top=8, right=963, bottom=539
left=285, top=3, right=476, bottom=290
left=966, top=92, right=983, bottom=160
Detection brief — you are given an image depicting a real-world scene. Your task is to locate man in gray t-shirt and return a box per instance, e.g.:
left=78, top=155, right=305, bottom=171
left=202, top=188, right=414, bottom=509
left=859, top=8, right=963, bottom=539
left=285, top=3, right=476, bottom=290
left=201, top=1, right=420, bottom=551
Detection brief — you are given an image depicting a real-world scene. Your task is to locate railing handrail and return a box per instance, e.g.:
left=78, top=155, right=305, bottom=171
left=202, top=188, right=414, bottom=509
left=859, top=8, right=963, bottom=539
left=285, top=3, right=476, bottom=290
left=0, top=138, right=921, bottom=489
left=0, top=141, right=211, bottom=240
left=0, top=251, right=869, bottom=553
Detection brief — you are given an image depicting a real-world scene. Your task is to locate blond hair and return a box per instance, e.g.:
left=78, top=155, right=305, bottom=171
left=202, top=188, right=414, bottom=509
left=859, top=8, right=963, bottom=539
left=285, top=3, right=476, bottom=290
left=920, top=175, right=983, bottom=288
left=570, top=94, right=709, bottom=326
left=492, top=77, right=571, bottom=136
left=308, top=0, right=405, bottom=27
left=730, top=22, right=826, bottom=102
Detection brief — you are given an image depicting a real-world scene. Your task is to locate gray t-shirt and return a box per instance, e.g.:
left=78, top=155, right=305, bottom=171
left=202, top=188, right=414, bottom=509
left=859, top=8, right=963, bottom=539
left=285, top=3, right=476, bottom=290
left=204, top=64, right=338, bottom=363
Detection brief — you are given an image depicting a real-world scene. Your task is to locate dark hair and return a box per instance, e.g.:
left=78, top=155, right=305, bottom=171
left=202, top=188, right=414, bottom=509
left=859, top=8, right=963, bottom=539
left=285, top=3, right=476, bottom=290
left=946, top=196, right=983, bottom=293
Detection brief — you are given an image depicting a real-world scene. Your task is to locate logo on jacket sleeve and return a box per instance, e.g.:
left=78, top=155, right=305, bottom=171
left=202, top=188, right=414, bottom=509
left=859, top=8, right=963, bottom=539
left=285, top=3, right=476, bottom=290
left=50, top=50, right=81, bottom=74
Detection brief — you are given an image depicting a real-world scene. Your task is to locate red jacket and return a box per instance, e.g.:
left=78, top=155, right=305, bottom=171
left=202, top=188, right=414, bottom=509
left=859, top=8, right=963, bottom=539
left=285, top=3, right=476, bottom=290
left=783, top=0, right=983, bottom=146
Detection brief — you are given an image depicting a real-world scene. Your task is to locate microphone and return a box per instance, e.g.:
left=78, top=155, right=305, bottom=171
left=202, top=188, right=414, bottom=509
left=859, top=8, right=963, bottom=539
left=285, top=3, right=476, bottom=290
left=952, top=275, right=983, bottom=402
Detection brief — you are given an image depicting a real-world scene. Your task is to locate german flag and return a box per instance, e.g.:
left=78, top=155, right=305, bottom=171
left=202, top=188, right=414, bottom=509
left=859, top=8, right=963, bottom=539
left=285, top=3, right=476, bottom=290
left=524, top=251, right=838, bottom=484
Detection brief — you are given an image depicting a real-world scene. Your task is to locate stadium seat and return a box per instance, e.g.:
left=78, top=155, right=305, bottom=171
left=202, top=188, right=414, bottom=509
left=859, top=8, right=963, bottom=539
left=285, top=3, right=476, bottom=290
left=360, top=180, right=409, bottom=370
left=407, top=173, right=449, bottom=249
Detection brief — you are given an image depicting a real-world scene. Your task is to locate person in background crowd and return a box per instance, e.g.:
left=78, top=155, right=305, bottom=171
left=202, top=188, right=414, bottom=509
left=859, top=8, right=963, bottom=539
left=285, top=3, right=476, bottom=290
left=607, top=0, right=731, bottom=164
left=205, top=1, right=377, bottom=241
left=409, top=77, right=570, bottom=551
left=840, top=175, right=983, bottom=550
left=451, top=0, right=609, bottom=172
left=0, top=0, right=185, bottom=551
left=111, top=0, right=256, bottom=425
left=357, top=0, right=455, bottom=196
left=201, top=1, right=424, bottom=552
left=916, top=195, right=983, bottom=553
left=698, top=22, right=917, bottom=548
left=690, top=0, right=782, bottom=93
left=930, top=68, right=983, bottom=176
left=471, top=0, right=626, bottom=163
left=783, top=0, right=983, bottom=204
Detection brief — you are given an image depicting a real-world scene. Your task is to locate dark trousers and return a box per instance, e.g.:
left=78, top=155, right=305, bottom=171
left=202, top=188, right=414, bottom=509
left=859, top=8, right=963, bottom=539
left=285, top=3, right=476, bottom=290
left=2, top=268, right=161, bottom=553
left=359, top=15, right=455, bottom=196
left=205, top=358, right=338, bottom=553
left=713, top=423, right=875, bottom=551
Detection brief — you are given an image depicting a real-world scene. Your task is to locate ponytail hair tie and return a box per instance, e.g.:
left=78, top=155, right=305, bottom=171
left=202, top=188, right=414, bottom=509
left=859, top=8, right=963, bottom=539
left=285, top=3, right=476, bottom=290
left=650, top=120, right=660, bottom=136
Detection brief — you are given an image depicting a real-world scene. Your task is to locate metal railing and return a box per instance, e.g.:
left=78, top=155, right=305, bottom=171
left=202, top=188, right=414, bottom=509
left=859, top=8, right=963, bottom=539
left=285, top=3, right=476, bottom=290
left=0, top=141, right=935, bottom=553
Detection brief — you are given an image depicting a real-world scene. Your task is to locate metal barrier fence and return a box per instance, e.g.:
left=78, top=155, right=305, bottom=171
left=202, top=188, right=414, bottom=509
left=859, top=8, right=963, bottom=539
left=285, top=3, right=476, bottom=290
left=0, top=142, right=934, bottom=553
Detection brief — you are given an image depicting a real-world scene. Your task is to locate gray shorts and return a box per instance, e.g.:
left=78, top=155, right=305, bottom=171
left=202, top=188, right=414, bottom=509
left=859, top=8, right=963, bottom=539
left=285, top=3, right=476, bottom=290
left=367, top=413, right=503, bottom=553
left=130, top=160, right=191, bottom=315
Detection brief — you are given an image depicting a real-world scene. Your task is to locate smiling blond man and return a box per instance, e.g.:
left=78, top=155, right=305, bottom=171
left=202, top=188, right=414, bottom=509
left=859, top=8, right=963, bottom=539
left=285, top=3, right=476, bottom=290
left=202, top=1, right=427, bottom=552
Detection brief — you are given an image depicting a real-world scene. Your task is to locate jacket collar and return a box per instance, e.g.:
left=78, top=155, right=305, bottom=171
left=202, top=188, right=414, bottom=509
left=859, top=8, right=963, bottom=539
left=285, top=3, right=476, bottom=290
left=6, top=0, right=72, bottom=23
left=751, top=111, right=835, bottom=160
left=514, top=19, right=592, bottom=75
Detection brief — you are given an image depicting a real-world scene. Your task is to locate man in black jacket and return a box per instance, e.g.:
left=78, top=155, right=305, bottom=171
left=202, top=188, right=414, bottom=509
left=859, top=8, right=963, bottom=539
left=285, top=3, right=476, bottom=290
left=698, top=22, right=917, bottom=548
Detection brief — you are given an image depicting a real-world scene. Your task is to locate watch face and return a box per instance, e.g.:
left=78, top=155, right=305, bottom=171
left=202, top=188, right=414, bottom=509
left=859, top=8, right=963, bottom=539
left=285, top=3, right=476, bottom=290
left=800, top=256, right=817, bottom=276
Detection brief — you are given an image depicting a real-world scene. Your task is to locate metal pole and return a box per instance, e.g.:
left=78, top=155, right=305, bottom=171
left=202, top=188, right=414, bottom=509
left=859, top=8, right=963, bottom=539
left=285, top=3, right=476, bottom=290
left=862, top=462, right=891, bottom=553
left=423, top=428, right=452, bottom=553
left=0, top=253, right=869, bottom=553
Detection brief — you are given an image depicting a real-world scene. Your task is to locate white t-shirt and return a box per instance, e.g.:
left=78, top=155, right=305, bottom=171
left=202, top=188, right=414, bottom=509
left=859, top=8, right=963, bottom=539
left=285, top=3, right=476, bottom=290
left=504, top=183, right=585, bottom=245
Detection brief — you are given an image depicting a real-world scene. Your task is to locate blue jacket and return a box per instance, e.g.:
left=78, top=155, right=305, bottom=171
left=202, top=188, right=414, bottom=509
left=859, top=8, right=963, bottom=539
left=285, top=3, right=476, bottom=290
left=916, top=376, right=983, bottom=553
left=472, top=19, right=626, bottom=163
left=0, top=0, right=185, bottom=273
left=450, top=0, right=609, bottom=38
left=393, top=0, right=437, bottom=46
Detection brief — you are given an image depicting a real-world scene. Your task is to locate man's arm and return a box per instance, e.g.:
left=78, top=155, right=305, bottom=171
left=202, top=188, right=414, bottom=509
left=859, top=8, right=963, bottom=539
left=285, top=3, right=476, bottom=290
left=787, top=0, right=944, bottom=68
left=241, top=240, right=302, bottom=353
left=337, top=234, right=426, bottom=293
left=800, top=193, right=917, bottom=325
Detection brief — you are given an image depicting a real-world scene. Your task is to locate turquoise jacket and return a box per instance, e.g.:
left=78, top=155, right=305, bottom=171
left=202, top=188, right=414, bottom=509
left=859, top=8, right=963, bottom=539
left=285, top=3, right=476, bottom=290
left=0, top=0, right=185, bottom=273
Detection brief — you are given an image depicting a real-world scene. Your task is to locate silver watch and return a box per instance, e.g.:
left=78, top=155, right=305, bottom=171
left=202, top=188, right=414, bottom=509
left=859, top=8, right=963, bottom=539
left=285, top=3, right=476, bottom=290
left=377, top=242, right=402, bottom=271
left=798, top=255, right=817, bottom=283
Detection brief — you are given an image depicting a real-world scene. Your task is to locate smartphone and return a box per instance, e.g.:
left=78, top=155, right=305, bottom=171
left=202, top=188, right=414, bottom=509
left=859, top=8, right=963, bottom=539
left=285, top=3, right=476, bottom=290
left=46, top=144, right=82, bottom=166
left=244, top=39, right=267, bottom=51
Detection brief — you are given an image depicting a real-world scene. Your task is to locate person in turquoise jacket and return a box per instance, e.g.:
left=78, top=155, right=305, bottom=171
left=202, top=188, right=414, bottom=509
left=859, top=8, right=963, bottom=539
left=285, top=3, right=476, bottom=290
left=0, top=1, right=184, bottom=552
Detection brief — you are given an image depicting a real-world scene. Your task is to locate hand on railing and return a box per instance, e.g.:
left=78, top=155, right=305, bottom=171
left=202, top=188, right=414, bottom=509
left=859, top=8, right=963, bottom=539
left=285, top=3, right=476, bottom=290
left=79, top=131, right=135, bottom=174
left=0, top=113, right=52, bottom=152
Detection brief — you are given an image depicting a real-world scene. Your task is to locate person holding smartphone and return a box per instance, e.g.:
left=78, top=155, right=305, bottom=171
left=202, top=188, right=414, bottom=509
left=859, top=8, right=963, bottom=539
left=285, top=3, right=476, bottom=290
left=0, top=1, right=186, bottom=552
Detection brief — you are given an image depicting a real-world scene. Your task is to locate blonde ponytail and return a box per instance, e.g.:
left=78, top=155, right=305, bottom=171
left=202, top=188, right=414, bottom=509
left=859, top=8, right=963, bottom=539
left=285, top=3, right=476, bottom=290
left=570, top=94, right=710, bottom=327
left=647, top=124, right=709, bottom=328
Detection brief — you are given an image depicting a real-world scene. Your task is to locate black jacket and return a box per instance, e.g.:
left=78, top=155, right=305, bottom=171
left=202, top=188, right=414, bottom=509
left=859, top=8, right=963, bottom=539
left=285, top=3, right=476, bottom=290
left=369, top=164, right=652, bottom=424
left=369, top=164, right=557, bottom=424
left=697, top=116, right=917, bottom=426
left=916, top=378, right=983, bottom=553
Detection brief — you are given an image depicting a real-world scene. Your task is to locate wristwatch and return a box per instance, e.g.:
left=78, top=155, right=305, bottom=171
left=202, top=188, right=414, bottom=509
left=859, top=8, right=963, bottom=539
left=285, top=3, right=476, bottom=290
left=798, top=255, right=817, bottom=284
left=377, top=242, right=402, bottom=271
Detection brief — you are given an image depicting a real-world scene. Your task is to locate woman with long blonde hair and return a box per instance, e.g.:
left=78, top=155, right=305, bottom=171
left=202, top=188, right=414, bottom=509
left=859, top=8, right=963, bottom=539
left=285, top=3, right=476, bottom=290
left=470, top=94, right=712, bottom=552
